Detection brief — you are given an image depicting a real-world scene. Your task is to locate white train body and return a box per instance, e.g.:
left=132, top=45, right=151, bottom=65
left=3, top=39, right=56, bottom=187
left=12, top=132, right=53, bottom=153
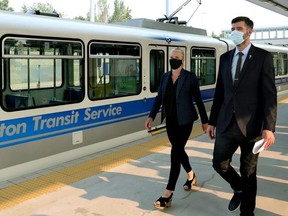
left=0, top=11, right=287, bottom=181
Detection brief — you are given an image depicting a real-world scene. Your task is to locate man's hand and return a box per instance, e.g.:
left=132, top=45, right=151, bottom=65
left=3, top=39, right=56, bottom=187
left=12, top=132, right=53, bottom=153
left=206, top=125, right=215, bottom=140
left=262, top=130, right=275, bottom=150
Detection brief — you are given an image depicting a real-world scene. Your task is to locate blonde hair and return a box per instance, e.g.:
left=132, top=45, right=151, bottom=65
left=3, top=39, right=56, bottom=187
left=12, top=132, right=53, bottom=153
left=170, top=47, right=184, bottom=60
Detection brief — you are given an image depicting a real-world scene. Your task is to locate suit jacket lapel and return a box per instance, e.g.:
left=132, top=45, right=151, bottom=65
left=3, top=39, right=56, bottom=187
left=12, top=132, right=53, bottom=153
left=227, top=49, right=235, bottom=89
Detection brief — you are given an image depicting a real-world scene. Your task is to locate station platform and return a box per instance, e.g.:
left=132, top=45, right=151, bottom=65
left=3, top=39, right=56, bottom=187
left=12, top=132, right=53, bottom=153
left=0, top=97, right=287, bottom=216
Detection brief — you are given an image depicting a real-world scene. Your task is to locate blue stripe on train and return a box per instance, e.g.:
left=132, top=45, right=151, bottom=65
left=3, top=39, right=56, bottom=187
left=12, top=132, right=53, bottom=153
left=0, top=88, right=215, bottom=148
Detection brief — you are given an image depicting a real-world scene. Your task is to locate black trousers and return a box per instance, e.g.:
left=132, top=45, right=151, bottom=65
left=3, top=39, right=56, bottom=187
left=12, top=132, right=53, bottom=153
left=165, top=117, right=193, bottom=191
left=212, top=116, right=259, bottom=215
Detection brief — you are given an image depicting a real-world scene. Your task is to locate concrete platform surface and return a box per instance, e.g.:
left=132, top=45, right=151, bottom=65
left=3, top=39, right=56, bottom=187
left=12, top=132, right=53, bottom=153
left=0, top=98, right=287, bottom=216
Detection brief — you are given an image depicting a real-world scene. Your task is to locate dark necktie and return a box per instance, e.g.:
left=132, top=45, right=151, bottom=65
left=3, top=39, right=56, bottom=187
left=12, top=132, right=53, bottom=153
left=234, top=52, right=243, bottom=89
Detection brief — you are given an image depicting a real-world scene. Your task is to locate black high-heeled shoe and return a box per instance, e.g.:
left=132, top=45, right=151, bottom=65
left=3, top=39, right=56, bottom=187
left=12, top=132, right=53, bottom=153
left=183, top=172, right=197, bottom=191
left=153, top=193, right=173, bottom=209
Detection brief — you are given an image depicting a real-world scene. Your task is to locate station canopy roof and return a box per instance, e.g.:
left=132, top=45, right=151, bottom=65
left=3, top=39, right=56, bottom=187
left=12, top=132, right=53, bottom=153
left=246, top=0, right=288, bottom=17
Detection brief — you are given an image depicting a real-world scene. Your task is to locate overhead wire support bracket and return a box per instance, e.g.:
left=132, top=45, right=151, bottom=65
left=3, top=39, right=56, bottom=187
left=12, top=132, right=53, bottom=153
left=156, top=0, right=202, bottom=25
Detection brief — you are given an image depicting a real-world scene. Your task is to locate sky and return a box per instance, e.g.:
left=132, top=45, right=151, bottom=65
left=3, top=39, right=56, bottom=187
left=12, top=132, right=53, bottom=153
left=7, top=0, right=288, bottom=35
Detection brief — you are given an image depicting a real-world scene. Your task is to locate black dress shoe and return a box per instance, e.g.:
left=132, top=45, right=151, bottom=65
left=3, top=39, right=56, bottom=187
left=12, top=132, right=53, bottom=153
left=228, top=191, right=242, bottom=211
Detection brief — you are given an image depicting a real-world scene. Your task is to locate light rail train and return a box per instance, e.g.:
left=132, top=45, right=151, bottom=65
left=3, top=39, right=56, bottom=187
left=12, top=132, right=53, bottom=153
left=0, top=11, right=287, bottom=181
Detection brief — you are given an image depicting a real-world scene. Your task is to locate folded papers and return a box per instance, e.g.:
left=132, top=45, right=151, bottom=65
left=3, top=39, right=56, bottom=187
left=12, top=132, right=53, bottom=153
left=252, top=139, right=267, bottom=154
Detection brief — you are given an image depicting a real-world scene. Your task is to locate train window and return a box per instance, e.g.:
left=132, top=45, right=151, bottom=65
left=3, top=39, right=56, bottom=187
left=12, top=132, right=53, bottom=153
left=150, top=50, right=165, bottom=93
left=1, top=37, right=84, bottom=111
left=272, top=52, right=278, bottom=76
left=191, top=47, right=216, bottom=86
left=90, top=43, right=140, bottom=57
left=1, top=62, right=3, bottom=90
left=89, top=42, right=141, bottom=99
left=277, top=53, right=287, bottom=76
left=9, top=59, right=62, bottom=90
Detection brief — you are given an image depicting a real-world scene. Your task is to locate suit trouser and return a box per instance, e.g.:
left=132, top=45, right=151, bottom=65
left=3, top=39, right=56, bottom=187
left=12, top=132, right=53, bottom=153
left=212, top=116, right=259, bottom=215
left=165, top=117, right=193, bottom=191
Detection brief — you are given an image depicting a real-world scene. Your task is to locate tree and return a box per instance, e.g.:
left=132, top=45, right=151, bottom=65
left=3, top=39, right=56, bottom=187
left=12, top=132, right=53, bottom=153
left=211, top=31, right=226, bottom=38
left=0, top=0, right=14, bottom=11
left=74, top=16, right=87, bottom=21
left=94, top=0, right=131, bottom=23
left=96, top=0, right=109, bottom=23
left=219, top=31, right=226, bottom=38
left=109, top=0, right=131, bottom=23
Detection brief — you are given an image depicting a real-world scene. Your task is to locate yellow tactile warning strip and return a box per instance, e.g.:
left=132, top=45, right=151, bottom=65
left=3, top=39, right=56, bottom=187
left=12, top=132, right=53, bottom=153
left=0, top=124, right=204, bottom=211
left=279, top=96, right=288, bottom=104
left=1, top=95, right=286, bottom=211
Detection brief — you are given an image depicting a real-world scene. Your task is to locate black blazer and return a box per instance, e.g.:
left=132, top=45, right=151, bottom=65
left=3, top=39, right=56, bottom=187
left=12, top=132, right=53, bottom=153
left=149, top=69, right=208, bottom=126
left=209, top=44, right=277, bottom=139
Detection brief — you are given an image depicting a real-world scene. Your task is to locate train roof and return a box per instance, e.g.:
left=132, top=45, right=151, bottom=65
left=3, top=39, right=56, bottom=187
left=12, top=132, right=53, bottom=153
left=0, top=11, right=216, bottom=43
left=114, top=18, right=207, bottom=36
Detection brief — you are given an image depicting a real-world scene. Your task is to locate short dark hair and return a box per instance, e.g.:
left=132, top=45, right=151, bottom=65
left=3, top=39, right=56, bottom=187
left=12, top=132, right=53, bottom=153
left=231, top=16, right=254, bottom=29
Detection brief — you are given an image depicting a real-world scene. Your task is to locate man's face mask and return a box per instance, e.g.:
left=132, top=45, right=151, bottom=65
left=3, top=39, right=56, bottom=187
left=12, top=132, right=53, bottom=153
left=229, top=30, right=245, bottom=45
left=169, top=59, right=182, bottom=69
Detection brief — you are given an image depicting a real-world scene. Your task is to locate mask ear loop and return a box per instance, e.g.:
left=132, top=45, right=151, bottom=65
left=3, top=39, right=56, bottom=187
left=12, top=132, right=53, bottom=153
left=245, top=28, right=253, bottom=40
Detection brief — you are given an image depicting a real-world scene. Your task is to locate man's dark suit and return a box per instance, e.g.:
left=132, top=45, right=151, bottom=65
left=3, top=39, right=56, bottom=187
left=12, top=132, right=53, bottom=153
left=149, top=69, right=208, bottom=125
left=209, top=44, right=277, bottom=139
left=209, top=44, right=277, bottom=215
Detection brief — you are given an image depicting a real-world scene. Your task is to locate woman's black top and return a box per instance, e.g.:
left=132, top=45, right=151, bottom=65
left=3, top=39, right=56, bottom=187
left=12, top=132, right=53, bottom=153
left=164, top=75, right=178, bottom=123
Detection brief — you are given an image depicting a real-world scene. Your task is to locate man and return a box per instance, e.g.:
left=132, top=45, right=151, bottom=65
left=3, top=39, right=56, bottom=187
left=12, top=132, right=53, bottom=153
left=206, top=16, right=277, bottom=216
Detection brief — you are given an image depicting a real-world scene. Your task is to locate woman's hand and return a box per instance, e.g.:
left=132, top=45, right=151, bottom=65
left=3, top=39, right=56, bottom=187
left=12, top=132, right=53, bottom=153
left=145, top=117, right=153, bottom=130
left=202, top=123, right=208, bottom=133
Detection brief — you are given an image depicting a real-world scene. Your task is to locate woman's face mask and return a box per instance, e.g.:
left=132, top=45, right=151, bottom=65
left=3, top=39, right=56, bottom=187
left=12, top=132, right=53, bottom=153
left=229, top=30, right=245, bottom=45
left=169, top=59, right=182, bottom=69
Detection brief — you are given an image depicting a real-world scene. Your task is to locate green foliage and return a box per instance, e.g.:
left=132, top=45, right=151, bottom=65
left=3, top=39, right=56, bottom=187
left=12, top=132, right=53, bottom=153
left=74, top=16, right=87, bottom=21
left=96, top=0, right=109, bottom=23
left=0, top=0, right=14, bottom=11
left=109, top=0, right=131, bottom=23
left=22, top=2, right=54, bottom=13
left=95, top=0, right=131, bottom=23
left=0, top=0, right=130, bottom=22
left=211, top=31, right=227, bottom=38
left=219, top=31, right=226, bottom=38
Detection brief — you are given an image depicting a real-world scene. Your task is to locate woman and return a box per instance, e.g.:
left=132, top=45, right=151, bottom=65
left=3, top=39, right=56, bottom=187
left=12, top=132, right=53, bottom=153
left=145, top=47, right=208, bottom=209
